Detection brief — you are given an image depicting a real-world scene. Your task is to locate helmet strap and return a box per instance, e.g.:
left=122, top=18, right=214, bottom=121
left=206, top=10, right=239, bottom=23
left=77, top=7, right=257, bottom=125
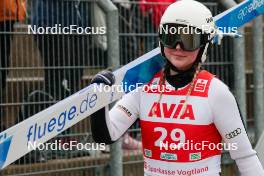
left=200, top=43, right=209, bottom=63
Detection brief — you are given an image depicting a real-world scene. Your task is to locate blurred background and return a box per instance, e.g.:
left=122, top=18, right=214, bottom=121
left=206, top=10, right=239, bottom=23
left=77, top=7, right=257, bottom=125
left=0, top=0, right=263, bottom=175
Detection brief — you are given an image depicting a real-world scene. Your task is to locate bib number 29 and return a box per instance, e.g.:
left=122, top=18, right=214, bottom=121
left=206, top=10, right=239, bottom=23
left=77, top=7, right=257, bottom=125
left=154, top=127, right=185, bottom=147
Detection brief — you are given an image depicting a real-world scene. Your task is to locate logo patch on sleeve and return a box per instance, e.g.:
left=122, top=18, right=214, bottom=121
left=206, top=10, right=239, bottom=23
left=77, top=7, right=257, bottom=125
left=117, top=105, right=132, bottom=117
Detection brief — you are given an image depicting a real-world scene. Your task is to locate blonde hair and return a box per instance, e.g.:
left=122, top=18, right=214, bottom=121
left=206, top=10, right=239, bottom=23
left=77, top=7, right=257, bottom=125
left=152, top=63, right=202, bottom=117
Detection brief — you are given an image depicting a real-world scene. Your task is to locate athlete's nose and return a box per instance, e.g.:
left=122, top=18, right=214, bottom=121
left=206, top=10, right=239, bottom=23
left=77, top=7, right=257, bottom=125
left=176, top=43, right=183, bottom=50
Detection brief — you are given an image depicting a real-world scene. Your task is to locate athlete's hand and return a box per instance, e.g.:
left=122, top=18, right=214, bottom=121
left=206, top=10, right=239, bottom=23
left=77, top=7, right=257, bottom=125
left=91, top=70, right=115, bottom=86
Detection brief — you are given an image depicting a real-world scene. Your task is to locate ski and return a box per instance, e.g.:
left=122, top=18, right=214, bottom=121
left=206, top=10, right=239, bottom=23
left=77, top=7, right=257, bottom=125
left=0, top=0, right=263, bottom=169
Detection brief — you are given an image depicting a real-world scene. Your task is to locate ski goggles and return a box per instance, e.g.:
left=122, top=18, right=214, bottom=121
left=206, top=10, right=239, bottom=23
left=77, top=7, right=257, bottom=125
left=159, top=24, right=211, bottom=51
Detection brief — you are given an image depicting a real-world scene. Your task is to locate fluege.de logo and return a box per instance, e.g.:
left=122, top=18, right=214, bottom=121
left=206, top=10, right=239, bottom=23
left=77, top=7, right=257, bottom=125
left=26, top=92, right=98, bottom=149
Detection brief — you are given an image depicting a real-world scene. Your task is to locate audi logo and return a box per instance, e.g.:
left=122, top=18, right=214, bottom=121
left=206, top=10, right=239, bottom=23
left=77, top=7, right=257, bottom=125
left=225, top=128, right=242, bottom=139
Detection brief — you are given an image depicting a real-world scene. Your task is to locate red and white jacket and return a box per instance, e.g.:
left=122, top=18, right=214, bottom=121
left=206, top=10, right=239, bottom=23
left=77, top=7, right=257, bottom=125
left=104, top=70, right=264, bottom=176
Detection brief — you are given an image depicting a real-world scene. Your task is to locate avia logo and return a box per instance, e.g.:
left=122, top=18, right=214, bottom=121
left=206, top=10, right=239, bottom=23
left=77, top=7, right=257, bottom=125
left=148, top=100, right=195, bottom=120
left=206, top=17, right=213, bottom=23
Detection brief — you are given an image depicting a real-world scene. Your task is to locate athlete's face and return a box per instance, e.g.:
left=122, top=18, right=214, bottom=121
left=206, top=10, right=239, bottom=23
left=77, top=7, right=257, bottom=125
left=164, top=44, right=200, bottom=71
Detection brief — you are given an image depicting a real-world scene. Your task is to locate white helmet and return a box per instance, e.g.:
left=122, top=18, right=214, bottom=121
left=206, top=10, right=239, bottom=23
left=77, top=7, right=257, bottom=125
left=159, top=0, right=216, bottom=63
left=160, top=0, right=216, bottom=36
